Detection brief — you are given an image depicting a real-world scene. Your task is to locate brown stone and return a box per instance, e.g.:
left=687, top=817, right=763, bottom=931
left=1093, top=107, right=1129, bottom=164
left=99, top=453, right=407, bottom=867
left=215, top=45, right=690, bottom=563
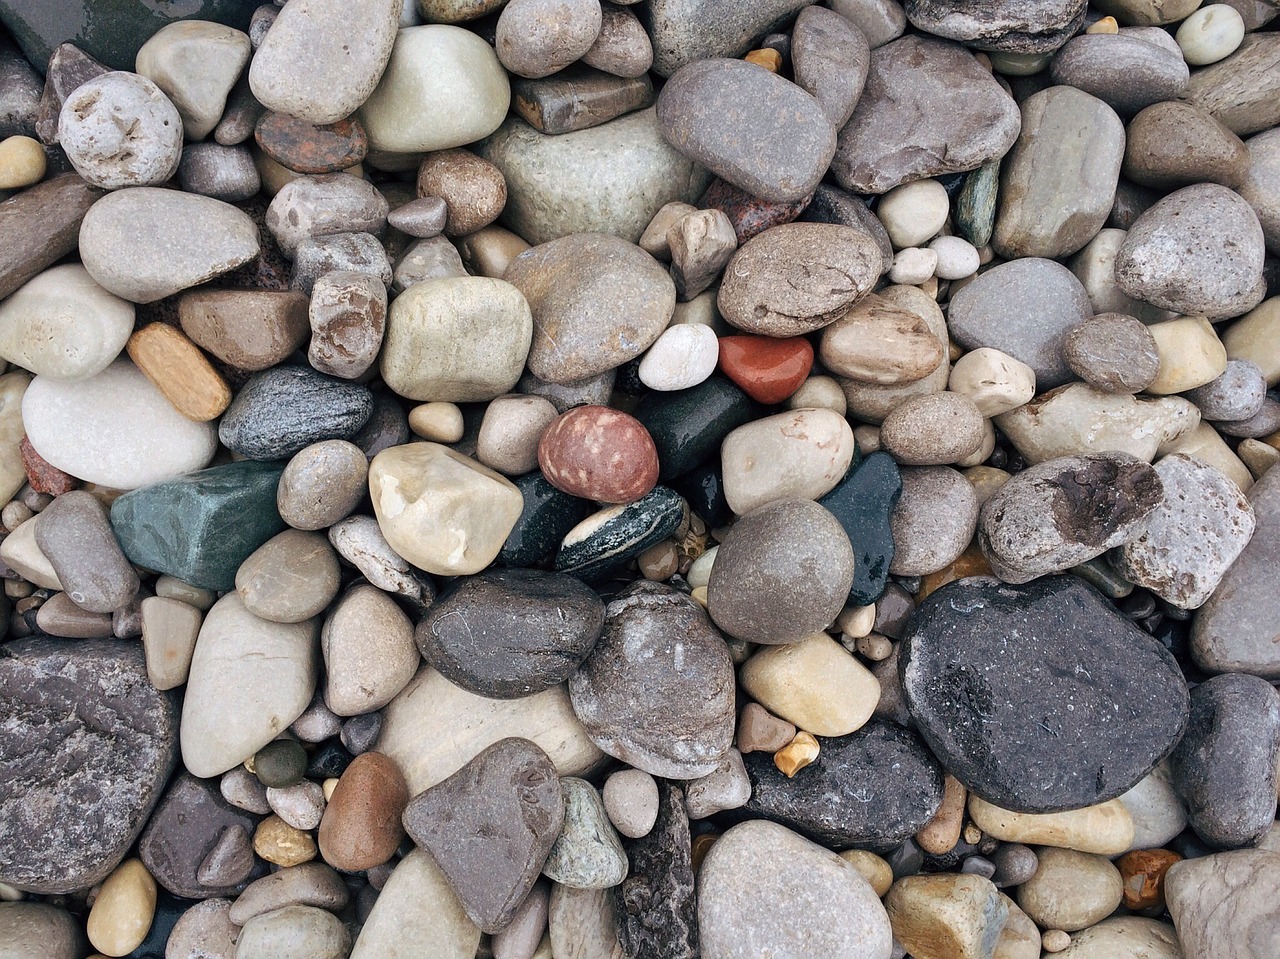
left=126, top=322, right=233, bottom=422
left=317, top=752, right=409, bottom=873
left=701, top=177, right=809, bottom=244
left=1117, top=848, right=1181, bottom=911
left=254, top=815, right=317, bottom=867
left=254, top=112, right=369, bottom=175
left=307, top=270, right=387, bottom=380
left=0, top=173, right=103, bottom=301
left=1123, top=100, right=1251, bottom=190
left=179, top=288, right=310, bottom=371
left=537, top=405, right=659, bottom=505
left=415, top=148, right=508, bottom=237
left=512, top=66, right=655, bottom=136
left=19, top=437, right=76, bottom=495
left=35, top=43, right=110, bottom=144
left=819, top=293, right=946, bottom=385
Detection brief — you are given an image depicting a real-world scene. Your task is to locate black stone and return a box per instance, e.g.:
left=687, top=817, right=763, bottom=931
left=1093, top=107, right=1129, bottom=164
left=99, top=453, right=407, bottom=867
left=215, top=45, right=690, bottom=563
left=306, top=741, right=353, bottom=780
left=418, top=568, right=605, bottom=699
left=613, top=781, right=698, bottom=959
left=124, top=890, right=190, bottom=959
left=740, top=720, right=945, bottom=852
left=498, top=472, right=594, bottom=568
left=1168, top=672, right=1280, bottom=849
left=554, top=485, right=685, bottom=585
left=885, top=837, right=925, bottom=878
left=218, top=365, right=373, bottom=460
left=901, top=575, right=1190, bottom=813
left=671, top=463, right=732, bottom=529
left=253, top=739, right=307, bottom=788
left=0, top=638, right=179, bottom=894
left=138, top=773, right=265, bottom=900
left=633, top=377, right=755, bottom=481
left=819, top=451, right=902, bottom=605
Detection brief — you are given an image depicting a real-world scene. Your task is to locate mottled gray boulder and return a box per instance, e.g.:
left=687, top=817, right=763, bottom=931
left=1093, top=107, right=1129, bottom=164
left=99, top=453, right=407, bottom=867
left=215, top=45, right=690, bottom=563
left=643, top=0, right=812, bottom=76
left=1050, top=33, right=1189, bottom=116
left=906, top=0, right=1087, bottom=53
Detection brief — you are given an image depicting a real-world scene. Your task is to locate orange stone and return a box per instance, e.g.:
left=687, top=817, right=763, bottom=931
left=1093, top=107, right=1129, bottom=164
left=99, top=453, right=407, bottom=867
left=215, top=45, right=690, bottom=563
left=744, top=48, right=782, bottom=72
left=718, top=335, right=814, bottom=405
left=1117, top=848, right=1181, bottom=910
left=691, top=832, right=720, bottom=873
left=20, top=436, right=76, bottom=495
left=917, top=542, right=992, bottom=600
left=317, top=752, right=410, bottom=873
left=538, top=405, right=660, bottom=504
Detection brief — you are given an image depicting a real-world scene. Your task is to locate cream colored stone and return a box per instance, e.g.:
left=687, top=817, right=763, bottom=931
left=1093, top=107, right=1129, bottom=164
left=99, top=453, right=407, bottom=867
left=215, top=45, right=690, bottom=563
left=877, top=179, right=949, bottom=248
left=0, top=135, right=46, bottom=189
left=720, top=408, right=855, bottom=515
left=739, top=633, right=880, bottom=737
left=86, top=859, right=156, bottom=958
left=408, top=401, right=465, bottom=442
left=968, top=795, right=1135, bottom=855
left=1146, top=316, right=1228, bottom=395
left=1116, top=762, right=1188, bottom=851
left=1240, top=438, right=1280, bottom=480
left=787, top=375, right=847, bottom=415
left=0, top=517, right=62, bottom=590
left=1224, top=297, right=1280, bottom=386
left=821, top=291, right=946, bottom=386
left=368, top=442, right=523, bottom=576
left=379, top=665, right=603, bottom=794
left=456, top=225, right=530, bottom=279
left=1016, top=847, right=1123, bottom=933
left=140, top=596, right=202, bottom=691
left=916, top=775, right=966, bottom=855
left=955, top=417, right=996, bottom=468
left=351, top=850, right=480, bottom=959
left=1176, top=4, right=1245, bottom=66
left=994, top=896, right=1041, bottom=959
left=0, top=370, right=30, bottom=505
left=885, top=873, right=1008, bottom=959
left=889, top=247, right=938, bottom=285
left=1159, top=421, right=1253, bottom=494
left=949, top=347, right=1036, bottom=416
left=1053, top=917, right=1183, bottom=959
left=476, top=393, right=558, bottom=475
left=839, top=849, right=894, bottom=898
left=135, top=21, right=251, bottom=140
left=836, top=602, right=877, bottom=639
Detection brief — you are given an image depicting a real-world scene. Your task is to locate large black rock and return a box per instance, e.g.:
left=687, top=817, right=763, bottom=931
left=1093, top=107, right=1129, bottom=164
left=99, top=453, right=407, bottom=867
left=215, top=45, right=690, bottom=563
left=901, top=575, right=1190, bottom=813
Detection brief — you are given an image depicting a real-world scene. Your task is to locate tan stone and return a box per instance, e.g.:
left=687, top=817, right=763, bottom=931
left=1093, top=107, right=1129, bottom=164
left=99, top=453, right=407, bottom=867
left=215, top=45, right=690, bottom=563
left=236, top=529, right=341, bottom=624
left=0, top=370, right=31, bottom=505
left=408, top=402, right=465, bottom=443
left=819, top=292, right=946, bottom=385
left=349, top=849, right=481, bottom=959
left=140, top=596, right=202, bottom=691
left=994, top=896, right=1041, bottom=959
left=720, top=408, right=855, bottom=515
left=1146, top=316, right=1228, bottom=395
left=455, top=225, right=530, bottom=278
left=916, top=775, right=966, bottom=855
left=0, top=135, right=46, bottom=189
left=86, top=859, right=157, bottom=958
left=178, top=289, right=310, bottom=371
left=949, top=348, right=1036, bottom=417
left=885, top=873, right=1008, bottom=959
left=839, top=849, right=894, bottom=897
left=739, top=633, right=880, bottom=737
left=321, top=584, right=419, bottom=716
left=968, top=795, right=1135, bottom=855
left=0, top=517, right=62, bottom=590
left=1016, top=847, right=1124, bottom=932
left=1224, top=297, right=1280, bottom=386
left=1159, top=421, right=1253, bottom=494
left=254, top=815, right=318, bottom=867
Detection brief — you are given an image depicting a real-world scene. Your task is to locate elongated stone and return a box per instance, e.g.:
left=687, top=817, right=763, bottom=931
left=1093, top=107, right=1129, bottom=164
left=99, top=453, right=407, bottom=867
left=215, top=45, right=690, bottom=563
left=512, top=67, right=654, bottom=135
left=615, top=781, right=698, bottom=959
left=819, top=451, right=902, bottom=606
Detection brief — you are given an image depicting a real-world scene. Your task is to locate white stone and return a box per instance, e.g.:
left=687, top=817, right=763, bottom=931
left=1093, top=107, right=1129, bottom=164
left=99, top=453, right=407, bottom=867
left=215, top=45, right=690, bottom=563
left=360, top=25, right=510, bottom=153
left=721, top=408, right=856, bottom=515
left=1116, top=762, right=1188, bottom=851
left=1054, top=917, right=1182, bottom=959
left=0, top=517, right=63, bottom=590
left=1068, top=228, right=1175, bottom=323
left=637, top=323, right=718, bottom=391
left=135, top=21, right=251, bottom=140
left=267, top=781, right=326, bottom=830
left=949, top=347, right=1036, bottom=417
left=889, top=247, right=938, bottom=285
left=686, top=545, right=717, bottom=590
left=21, top=360, right=217, bottom=489
left=250, top=0, right=403, bottom=126
left=350, top=850, right=480, bottom=959
left=876, top=178, right=949, bottom=248
left=1176, top=4, right=1246, bottom=66
left=0, top=265, right=133, bottom=380
left=180, top=593, right=319, bottom=778
left=58, top=72, right=183, bottom=189
left=0, top=370, right=31, bottom=505
left=684, top=748, right=751, bottom=819
left=929, top=235, right=981, bottom=279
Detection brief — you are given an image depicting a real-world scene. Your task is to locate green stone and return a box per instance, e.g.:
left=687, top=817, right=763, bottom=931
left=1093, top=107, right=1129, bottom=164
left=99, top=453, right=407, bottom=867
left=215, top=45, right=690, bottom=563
left=0, top=0, right=260, bottom=73
left=253, top=739, right=307, bottom=789
left=542, top=778, right=628, bottom=889
left=956, top=160, right=1000, bottom=249
left=109, top=460, right=286, bottom=593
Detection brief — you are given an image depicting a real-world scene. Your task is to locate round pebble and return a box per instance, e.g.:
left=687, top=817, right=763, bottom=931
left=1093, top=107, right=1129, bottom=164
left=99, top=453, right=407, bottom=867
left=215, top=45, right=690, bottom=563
left=59, top=71, right=183, bottom=189
left=1176, top=4, right=1246, bottom=66
left=876, top=179, right=949, bottom=248
left=637, top=323, right=719, bottom=392
left=538, top=405, right=659, bottom=504
left=0, top=135, right=46, bottom=189
left=254, top=739, right=309, bottom=789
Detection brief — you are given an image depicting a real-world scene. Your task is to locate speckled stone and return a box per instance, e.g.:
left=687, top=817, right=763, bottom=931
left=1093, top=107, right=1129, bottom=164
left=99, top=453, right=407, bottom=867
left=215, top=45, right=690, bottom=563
left=905, top=0, right=1086, bottom=52
left=219, top=365, right=373, bottom=461
left=538, top=405, right=659, bottom=505
left=542, top=777, right=628, bottom=889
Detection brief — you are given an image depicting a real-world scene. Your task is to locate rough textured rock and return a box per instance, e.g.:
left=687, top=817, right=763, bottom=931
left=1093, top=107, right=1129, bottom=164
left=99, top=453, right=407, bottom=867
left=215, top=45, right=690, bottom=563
left=905, top=0, right=1086, bottom=52
left=0, top=639, right=178, bottom=894
left=1165, top=849, right=1280, bottom=959
left=644, top=0, right=812, bottom=77
left=902, top=576, right=1190, bottom=813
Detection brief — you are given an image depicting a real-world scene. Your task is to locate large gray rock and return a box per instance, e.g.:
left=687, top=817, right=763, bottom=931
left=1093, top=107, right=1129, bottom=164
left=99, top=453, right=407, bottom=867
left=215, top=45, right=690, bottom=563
left=831, top=35, right=1020, bottom=194
left=1050, top=33, right=1189, bottom=116
left=1166, top=849, right=1280, bottom=959
left=643, top=0, right=812, bottom=77
left=906, top=0, right=1086, bottom=53
left=0, top=639, right=178, bottom=894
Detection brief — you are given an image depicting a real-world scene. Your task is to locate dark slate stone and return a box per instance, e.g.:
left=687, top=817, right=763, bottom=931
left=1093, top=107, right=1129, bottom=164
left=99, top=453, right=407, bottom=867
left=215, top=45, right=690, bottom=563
left=632, top=377, right=755, bottom=482
left=138, top=772, right=265, bottom=900
left=0, top=638, right=178, bottom=894
left=671, top=463, right=732, bottom=530
left=34, top=42, right=108, bottom=144
left=340, top=711, right=382, bottom=755
left=218, top=365, right=373, bottom=460
left=799, top=183, right=894, bottom=274
left=1168, top=672, right=1280, bottom=849
left=402, top=738, right=564, bottom=934
left=554, top=485, right=685, bottom=585
left=613, top=781, right=698, bottom=959
left=498, top=472, right=594, bottom=569
left=306, top=741, right=353, bottom=780
left=512, top=66, right=655, bottom=135
left=418, top=568, right=605, bottom=699
left=354, top=390, right=411, bottom=459
left=819, top=451, right=902, bottom=606
left=109, top=460, right=286, bottom=592
left=741, top=720, right=945, bottom=852
left=901, top=575, right=1191, bottom=813
left=905, top=0, right=1088, bottom=53
left=123, top=889, right=188, bottom=959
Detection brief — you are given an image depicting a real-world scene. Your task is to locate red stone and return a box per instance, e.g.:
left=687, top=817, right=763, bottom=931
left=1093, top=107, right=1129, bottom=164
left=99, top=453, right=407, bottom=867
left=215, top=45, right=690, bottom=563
left=701, top=178, right=811, bottom=243
left=718, top=335, right=814, bottom=405
left=538, top=405, right=659, bottom=505
left=255, top=112, right=368, bottom=175
left=20, top=437, right=77, bottom=495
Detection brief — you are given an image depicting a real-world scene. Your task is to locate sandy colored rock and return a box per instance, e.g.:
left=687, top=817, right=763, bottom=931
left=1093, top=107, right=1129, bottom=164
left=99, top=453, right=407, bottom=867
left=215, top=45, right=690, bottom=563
left=740, top=633, right=880, bottom=737
left=885, top=873, right=1009, bottom=959
left=968, top=795, right=1135, bottom=854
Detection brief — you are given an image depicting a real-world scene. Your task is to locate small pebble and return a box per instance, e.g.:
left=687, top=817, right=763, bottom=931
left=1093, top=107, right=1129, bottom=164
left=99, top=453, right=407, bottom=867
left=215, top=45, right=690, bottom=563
left=602, top=768, right=660, bottom=839
left=1176, top=4, right=1246, bottom=66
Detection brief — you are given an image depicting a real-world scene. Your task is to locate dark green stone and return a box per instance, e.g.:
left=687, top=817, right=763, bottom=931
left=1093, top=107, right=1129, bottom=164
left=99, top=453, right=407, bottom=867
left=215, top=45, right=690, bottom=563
left=498, top=472, right=593, bottom=568
left=253, top=739, right=306, bottom=789
left=818, top=451, right=901, bottom=606
left=671, top=463, right=732, bottom=529
left=633, top=377, right=755, bottom=481
left=956, top=160, right=999, bottom=249
left=109, top=460, right=285, bottom=593
left=0, top=0, right=261, bottom=73
left=554, top=486, right=684, bottom=585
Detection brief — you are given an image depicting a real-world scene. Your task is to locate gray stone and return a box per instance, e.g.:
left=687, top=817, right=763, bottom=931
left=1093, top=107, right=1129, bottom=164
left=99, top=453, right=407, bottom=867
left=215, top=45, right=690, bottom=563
left=196, top=824, right=254, bottom=888
left=1219, top=398, right=1280, bottom=439
left=542, top=778, right=628, bottom=889
left=1049, top=33, right=1189, bottom=116
left=1169, top=673, right=1280, bottom=849
left=1166, top=849, right=1280, bottom=959
left=1183, top=32, right=1280, bottom=136
left=58, top=71, right=183, bottom=189
left=643, top=0, right=812, bottom=77
left=905, top=0, right=1086, bottom=52
left=495, top=0, right=603, bottom=79
left=178, top=142, right=261, bottom=203
left=1186, top=359, right=1268, bottom=422
left=327, top=515, right=435, bottom=612
left=1240, top=128, right=1280, bottom=255
left=1115, top=453, right=1256, bottom=610
left=656, top=58, right=836, bottom=204
left=831, top=35, right=1020, bottom=195
left=569, top=581, right=735, bottom=778
left=614, top=781, right=698, bottom=959
left=164, top=898, right=239, bottom=959
left=0, top=902, right=83, bottom=959
left=219, top=365, right=373, bottom=461
left=265, top=173, right=390, bottom=259
left=890, top=466, right=979, bottom=576
left=34, top=43, right=109, bottom=145
left=235, top=905, right=352, bottom=959
left=0, top=41, right=41, bottom=139
left=291, top=231, right=393, bottom=295
left=948, top=257, right=1093, bottom=391
left=391, top=236, right=467, bottom=294
left=791, top=6, right=870, bottom=129
left=582, top=4, right=652, bottom=78
left=1062, top=312, right=1161, bottom=394
left=800, top=183, right=895, bottom=275
left=229, top=862, right=350, bottom=925
left=0, top=638, right=178, bottom=894
left=34, top=490, right=140, bottom=614
left=308, top=270, right=387, bottom=379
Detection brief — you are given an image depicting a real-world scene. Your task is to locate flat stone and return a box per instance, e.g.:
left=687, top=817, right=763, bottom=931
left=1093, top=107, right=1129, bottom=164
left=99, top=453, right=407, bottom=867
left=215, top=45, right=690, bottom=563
left=418, top=568, right=604, bottom=699
left=552, top=485, right=685, bottom=583
left=180, top=288, right=310, bottom=371
left=569, top=581, right=735, bottom=778
left=1114, top=453, right=1256, bottom=609
left=219, top=365, right=373, bottom=461
left=110, top=460, right=285, bottom=592
left=1183, top=32, right=1280, bottom=136
left=614, top=780, right=697, bottom=958
left=1165, top=849, right=1280, bottom=958
left=0, top=639, right=177, bottom=894
left=402, top=738, right=564, bottom=933
left=819, top=451, right=901, bottom=605
left=831, top=35, right=1020, bottom=195
left=35, top=489, right=139, bottom=614
left=512, top=66, right=654, bottom=136
left=265, top=173, right=389, bottom=259
left=1050, top=33, right=1188, bottom=115
left=348, top=849, right=481, bottom=959
left=969, top=795, right=1134, bottom=855
left=743, top=720, right=945, bottom=851
left=135, top=21, right=250, bottom=141
left=906, top=0, right=1085, bottom=52
left=901, top=576, right=1191, bottom=812
left=256, top=114, right=368, bottom=176
left=322, top=584, right=418, bottom=716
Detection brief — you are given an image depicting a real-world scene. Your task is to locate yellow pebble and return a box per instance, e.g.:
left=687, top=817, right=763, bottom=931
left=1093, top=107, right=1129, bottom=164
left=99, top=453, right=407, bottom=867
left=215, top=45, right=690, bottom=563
left=744, top=48, right=782, bottom=72
left=839, top=849, right=894, bottom=897
left=773, top=731, right=820, bottom=777
left=0, top=136, right=47, bottom=190
left=963, top=822, right=983, bottom=845
left=408, top=401, right=465, bottom=442
left=1086, top=15, right=1119, bottom=34
left=323, top=776, right=341, bottom=801
left=690, top=585, right=709, bottom=607
left=254, top=814, right=318, bottom=867
left=86, top=859, right=157, bottom=958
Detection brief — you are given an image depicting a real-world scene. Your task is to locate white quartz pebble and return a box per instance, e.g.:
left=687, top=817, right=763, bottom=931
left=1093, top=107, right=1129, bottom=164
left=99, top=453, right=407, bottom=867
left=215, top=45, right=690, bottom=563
left=929, top=235, right=981, bottom=280
left=1176, top=4, right=1245, bottom=66
left=638, top=323, right=719, bottom=391
left=889, top=247, right=938, bottom=285
left=876, top=178, right=949, bottom=248
left=949, top=347, right=1037, bottom=416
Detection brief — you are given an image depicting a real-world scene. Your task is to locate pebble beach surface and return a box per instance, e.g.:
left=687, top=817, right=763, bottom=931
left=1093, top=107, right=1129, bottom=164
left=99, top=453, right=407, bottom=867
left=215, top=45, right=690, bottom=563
left=0, top=1, right=1278, bottom=958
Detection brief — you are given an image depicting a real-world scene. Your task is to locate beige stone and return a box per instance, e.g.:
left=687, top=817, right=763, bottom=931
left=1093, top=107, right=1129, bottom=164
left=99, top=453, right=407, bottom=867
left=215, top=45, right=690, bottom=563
left=787, top=375, right=847, bottom=415
left=819, top=292, right=947, bottom=386
left=476, top=393, right=558, bottom=475
left=1159, top=421, right=1253, bottom=494
left=964, top=465, right=1012, bottom=505
left=949, top=348, right=1036, bottom=417
left=0, top=370, right=30, bottom=505
left=235, top=529, right=342, bottom=624
left=994, top=896, right=1041, bottom=959
left=350, top=849, right=481, bottom=959
left=455, top=225, right=531, bottom=278
left=1016, top=847, right=1123, bottom=933
left=1146, top=316, right=1228, bottom=395
left=639, top=201, right=697, bottom=260
left=1053, top=917, right=1182, bottom=959
left=0, top=517, right=62, bottom=590
left=253, top=815, right=317, bottom=867
left=408, top=402, right=465, bottom=443
left=0, top=135, right=47, bottom=189
left=720, top=408, right=855, bottom=515
left=136, top=21, right=251, bottom=140
left=1224, top=297, right=1280, bottom=386
left=739, top=633, right=880, bottom=737
left=879, top=391, right=985, bottom=466
left=968, top=795, right=1135, bottom=855
left=839, top=849, right=894, bottom=897
left=885, top=873, right=1009, bottom=959
left=321, top=583, right=419, bottom=716
left=140, top=596, right=202, bottom=691
left=86, top=859, right=156, bottom=958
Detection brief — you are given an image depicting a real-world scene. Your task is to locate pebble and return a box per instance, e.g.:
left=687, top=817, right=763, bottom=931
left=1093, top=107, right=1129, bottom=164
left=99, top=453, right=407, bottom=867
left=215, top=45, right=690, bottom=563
left=494, top=0, right=602, bottom=79
left=684, top=747, right=751, bottom=819
left=929, top=235, right=980, bottom=280
left=720, top=408, right=855, bottom=515
left=880, top=391, right=985, bottom=466
left=889, top=465, right=979, bottom=576
left=948, top=347, right=1036, bottom=416
left=292, top=231, right=392, bottom=293
left=885, top=873, right=1007, bottom=959
left=820, top=450, right=903, bottom=605
left=1177, top=3, right=1247, bottom=66
left=180, top=289, right=310, bottom=371
left=392, top=235, right=467, bottom=293
left=78, top=187, right=260, bottom=304
left=1186, top=358, right=1266, bottom=423
left=569, top=581, right=735, bottom=778
left=820, top=292, right=946, bottom=386
left=699, top=819, right=893, bottom=959
left=140, top=596, right=201, bottom=690
left=307, top=270, right=387, bottom=380
left=491, top=882, right=549, bottom=959
left=195, top=823, right=254, bottom=889
left=254, top=814, right=318, bottom=867
left=1054, top=917, right=1184, bottom=959
left=229, top=862, right=349, bottom=926
left=265, top=173, right=389, bottom=259
left=1241, top=131, right=1280, bottom=256
left=415, top=148, right=507, bottom=237
left=646, top=0, right=812, bottom=76
left=1166, top=849, right=1280, bottom=958
left=902, top=576, right=1190, bottom=812
left=1124, top=100, right=1249, bottom=190
left=1017, top=847, right=1123, bottom=933
left=791, top=5, right=869, bottom=129
left=219, top=365, right=372, bottom=461
left=582, top=5, right=652, bottom=77
left=317, top=752, right=408, bottom=872
left=538, top=405, right=658, bottom=504
left=476, top=394, right=559, bottom=475
left=235, top=529, right=340, bottom=624
left=1061, top=312, right=1160, bottom=394
left=418, top=568, right=603, bottom=699
left=135, top=21, right=249, bottom=140
left=889, top=246, right=938, bottom=285
left=388, top=195, right=448, bottom=238
left=740, top=632, right=881, bottom=737
left=638, top=323, right=719, bottom=391
left=58, top=72, right=182, bottom=189
left=1049, top=33, right=1189, bottom=116
left=0, top=135, right=45, bottom=189
left=166, top=898, right=238, bottom=959
left=542, top=777, right=628, bottom=889
left=603, top=768, right=660, bottom=839
left=718, top=334, right=813, bottom=403
left=0, top=902, right=82, bottom=959
left=877, top=179, right=949, bottom=249
left=968, top=796, right=1135, bottom=855
left=667, top=207, right=736, bottom=300
left=34, top=489, right=139, bottom=613
left=236, top=904, right=351, bottom=959
left=348, top=848, right=480, bottom=959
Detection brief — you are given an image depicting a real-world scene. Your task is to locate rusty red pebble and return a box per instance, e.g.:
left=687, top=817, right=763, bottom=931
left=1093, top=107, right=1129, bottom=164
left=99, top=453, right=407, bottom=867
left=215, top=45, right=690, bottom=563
left=20, top=436, right=77, bottom=495
left=538, top=405, right=660, bottom=505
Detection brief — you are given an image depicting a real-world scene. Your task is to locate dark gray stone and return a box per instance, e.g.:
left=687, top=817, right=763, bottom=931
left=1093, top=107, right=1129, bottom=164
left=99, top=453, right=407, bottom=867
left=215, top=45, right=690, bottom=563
left=1169, top=673, right=1280, bottom=849
left=34, top=43, right=109, bottom=145
left=901, top=576, right=1191, bottom=813
left=643, top=0, right=812, bottom=77
left=418, top=568, right=605, bottom=699
left=0, top=638, right=178, bottom=894
left=741, top=719, right=945, bottom=852
left=613, top=781, right=697, bottom=959
left=1185, top=359, right=1268, bottom=422
left=219, top=365, right=373, bottom=461
left=568, top=581, right=736, bottom=779
left=290, top=231, right=392, bottom=295
left=401, top=737, right=564, bottom=934
left=906, top=0, right=1087, bottom=53
left=0, top=39, right=41, bottom=139
left=989, top=843, right=1039, bottom=888
left=196, top=825, right=255, bottom=888
left=553, top=485, right=684, bottom=584
left=800, top=183, right=894, bottom=275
